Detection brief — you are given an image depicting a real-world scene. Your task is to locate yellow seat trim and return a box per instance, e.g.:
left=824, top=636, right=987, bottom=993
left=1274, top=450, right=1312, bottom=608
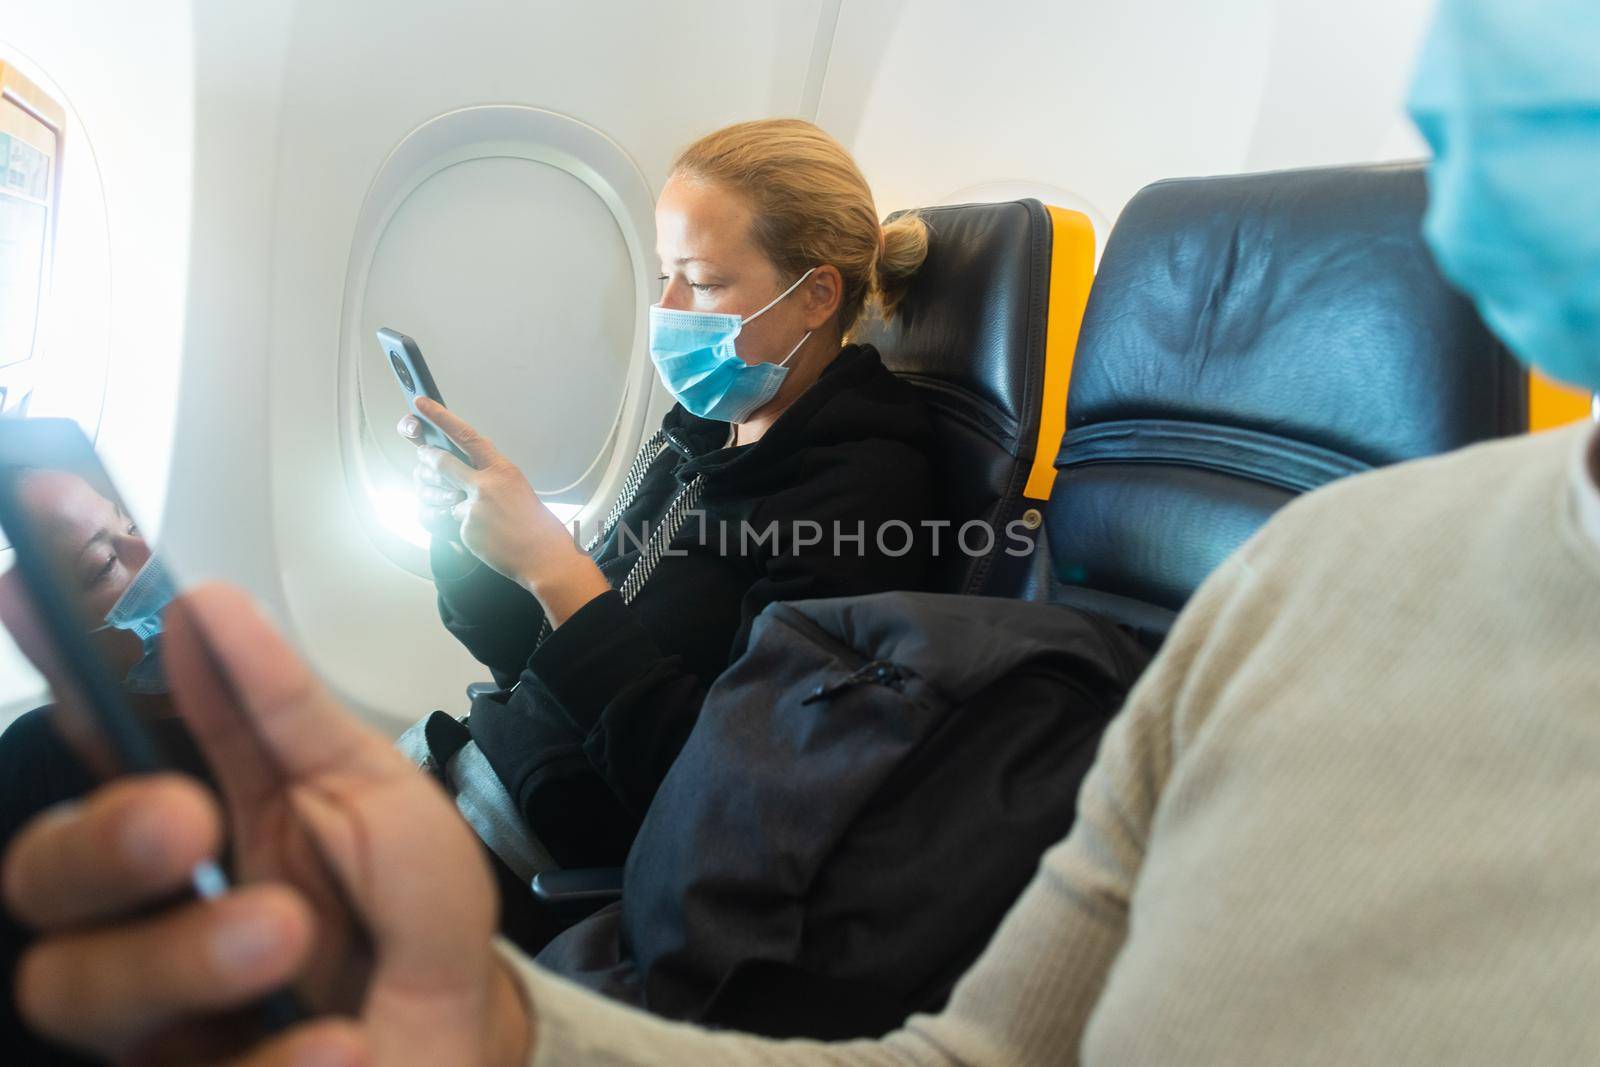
left=1528, top=369, right=1590, bottom=432
left=1023, top=206, right=1097, bottom=500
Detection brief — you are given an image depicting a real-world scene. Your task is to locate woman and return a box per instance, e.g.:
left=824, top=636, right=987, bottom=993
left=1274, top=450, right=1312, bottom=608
left=395, top=119, right=939, bottom=892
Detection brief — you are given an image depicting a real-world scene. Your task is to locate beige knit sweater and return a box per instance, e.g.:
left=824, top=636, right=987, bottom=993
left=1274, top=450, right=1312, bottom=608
left=515, top=422, right=1600, bottom=1065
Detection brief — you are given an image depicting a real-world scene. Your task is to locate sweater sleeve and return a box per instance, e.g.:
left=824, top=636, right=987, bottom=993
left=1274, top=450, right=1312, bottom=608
left=430, top=537, right=549, bottom=688
left=527, top=444, right=935, bottom=821
left=508, top=550, right=1265, bottom=1067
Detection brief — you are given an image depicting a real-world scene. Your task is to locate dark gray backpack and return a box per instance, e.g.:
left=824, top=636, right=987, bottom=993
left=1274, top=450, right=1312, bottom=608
left=537, top=590, right=1149, bottom=1038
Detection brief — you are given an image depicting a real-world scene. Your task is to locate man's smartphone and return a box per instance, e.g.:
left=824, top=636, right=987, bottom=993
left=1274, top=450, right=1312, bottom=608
left=0, top=417, right=371, bottom=1032
left=376, top=327, right=472, bottom=465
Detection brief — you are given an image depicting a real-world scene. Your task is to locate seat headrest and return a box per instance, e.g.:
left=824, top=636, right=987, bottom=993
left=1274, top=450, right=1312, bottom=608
left=1048, top=162, right=1523, bottom=632
left=857, top=199, right=1094, bottom=597
left=862, top=200, right=1047, bottom=436
left=1066, top=161, right=1523, bottom=463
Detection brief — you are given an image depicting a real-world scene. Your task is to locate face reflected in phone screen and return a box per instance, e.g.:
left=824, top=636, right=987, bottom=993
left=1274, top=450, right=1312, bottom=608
left=20, top=468, right=163, bottom=683
left=0, top=421, right=373, bottom=1017
left=0, top=456, right=180, bottom=778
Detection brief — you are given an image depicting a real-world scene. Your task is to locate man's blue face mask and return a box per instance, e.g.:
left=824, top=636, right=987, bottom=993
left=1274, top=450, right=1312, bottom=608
left=91, top=554, right=176, bottom=694
left=1407, top=0, right=1600, bottom=392
left=648, top=267, right=816, bottom=424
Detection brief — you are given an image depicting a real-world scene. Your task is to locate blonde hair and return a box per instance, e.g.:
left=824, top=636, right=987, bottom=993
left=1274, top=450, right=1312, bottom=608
left=671, top=118, right=929, bottom=338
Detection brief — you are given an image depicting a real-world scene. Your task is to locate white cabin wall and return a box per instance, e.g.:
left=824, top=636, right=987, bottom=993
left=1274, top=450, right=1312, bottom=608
left=825, top=0, right=1436, bottom=226
left=1242, top=0, right=1435, bottom=174
left=157, top=2, right=297, bottom=621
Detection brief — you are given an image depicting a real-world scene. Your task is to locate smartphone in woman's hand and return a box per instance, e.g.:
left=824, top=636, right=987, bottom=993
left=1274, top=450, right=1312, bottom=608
left=377, top=327, right=474, bottom=465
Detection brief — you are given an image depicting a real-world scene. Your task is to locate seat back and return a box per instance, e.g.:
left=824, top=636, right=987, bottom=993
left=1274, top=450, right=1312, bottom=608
left=855, top=199, right=1094, bottom=597
left=1045, top=162, right=1526, bottom=642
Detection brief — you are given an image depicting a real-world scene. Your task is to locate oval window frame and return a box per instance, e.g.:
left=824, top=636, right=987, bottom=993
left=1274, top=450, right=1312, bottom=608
left=336, top=105, right=658, bottom=575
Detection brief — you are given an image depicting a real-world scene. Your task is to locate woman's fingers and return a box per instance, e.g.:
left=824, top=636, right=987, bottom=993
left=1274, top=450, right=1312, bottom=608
left=420, top=486, right=464, bottom=510
left=416, top=443, right=478, bottom=492
left=395, top=414, right=421, bottom=441
left=413, top=459, right=454, bottom=490
left=414, top=462, right=467, bottom=536
left=412, top=468, right=466, bottom=509
left=3, top=775, right=221, bottom=929
left=16, top=883, right=315, bottom=1054
left=413, top=397, right=497, bottom=469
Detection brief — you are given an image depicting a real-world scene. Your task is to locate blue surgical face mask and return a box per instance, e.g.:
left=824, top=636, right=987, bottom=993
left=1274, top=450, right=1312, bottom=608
left=648, top=266, right=817, bottom=423
left=1407, top=0, right=1600, bottom=391
left=91, top=554, right=176, bottom=694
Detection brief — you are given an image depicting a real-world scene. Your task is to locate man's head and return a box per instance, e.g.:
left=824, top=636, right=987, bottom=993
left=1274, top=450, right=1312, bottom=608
left=1408, top=0, right=1600, bottom=392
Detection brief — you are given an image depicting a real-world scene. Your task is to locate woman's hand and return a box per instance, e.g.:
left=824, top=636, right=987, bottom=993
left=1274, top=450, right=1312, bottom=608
left=0, top=584, right=535, bottom=1067
left=397, top=410, right=469, bottom=547
left=399, top=400, right=570, bottom=585
left=399, top=399, right=611, bottom=625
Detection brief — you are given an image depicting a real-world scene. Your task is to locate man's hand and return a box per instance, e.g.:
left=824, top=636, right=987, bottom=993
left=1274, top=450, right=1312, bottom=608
left=0, top=584, right=533, bottom=1067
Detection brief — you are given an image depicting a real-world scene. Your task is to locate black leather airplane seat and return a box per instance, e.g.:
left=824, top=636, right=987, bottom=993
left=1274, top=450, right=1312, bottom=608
left=1045, top=161, right=1526, bottom=643
left=855, top=199, right=1095, bottom=597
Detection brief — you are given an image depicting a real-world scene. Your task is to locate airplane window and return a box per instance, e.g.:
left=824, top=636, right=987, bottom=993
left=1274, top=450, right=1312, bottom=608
left=358, top=158, right=633, bottom=541
left=339, top=107, right=660, bottom=575
left=0, top=52, right=113, bottom=540
left=0, top=59, right=64, bottom=414
left=0, top=52, right=113, bottom=717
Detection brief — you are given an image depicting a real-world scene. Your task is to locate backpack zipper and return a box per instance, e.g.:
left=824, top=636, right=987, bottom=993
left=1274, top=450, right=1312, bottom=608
left=801, top=659, right=909, bottom=705
left=769, top=603, right=915, bottom=707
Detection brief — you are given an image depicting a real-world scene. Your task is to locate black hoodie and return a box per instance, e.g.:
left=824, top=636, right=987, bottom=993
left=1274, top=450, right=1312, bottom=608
left=432, top=343, right=936, bottom=867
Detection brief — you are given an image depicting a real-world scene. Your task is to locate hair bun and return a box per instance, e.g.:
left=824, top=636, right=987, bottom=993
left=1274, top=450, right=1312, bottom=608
left=871, top=213, right=930, bottom=323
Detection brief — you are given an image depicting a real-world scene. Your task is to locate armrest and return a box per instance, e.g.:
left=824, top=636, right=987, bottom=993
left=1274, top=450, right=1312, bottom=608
left=465, top=681, right=501, bottom=701
left=530, top=867, right=624, bottom=920
left=1050, top=585, right=1175, bottom=653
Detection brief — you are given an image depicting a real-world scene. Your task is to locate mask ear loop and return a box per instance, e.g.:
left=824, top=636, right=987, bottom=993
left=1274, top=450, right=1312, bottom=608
left=741, top=266, right=818, bottom=325
left=777, top=330, right=812, bottom=368
left=744, top=266, right=819, bottom=370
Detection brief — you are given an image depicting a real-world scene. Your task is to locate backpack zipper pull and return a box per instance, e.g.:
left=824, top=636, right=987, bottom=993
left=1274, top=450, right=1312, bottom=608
left=802, top=660, right=908, bottom=705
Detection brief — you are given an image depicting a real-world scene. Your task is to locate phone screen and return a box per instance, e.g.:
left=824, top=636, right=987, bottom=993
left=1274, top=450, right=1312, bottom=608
left=0, top=418, right=372, bottom=1029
